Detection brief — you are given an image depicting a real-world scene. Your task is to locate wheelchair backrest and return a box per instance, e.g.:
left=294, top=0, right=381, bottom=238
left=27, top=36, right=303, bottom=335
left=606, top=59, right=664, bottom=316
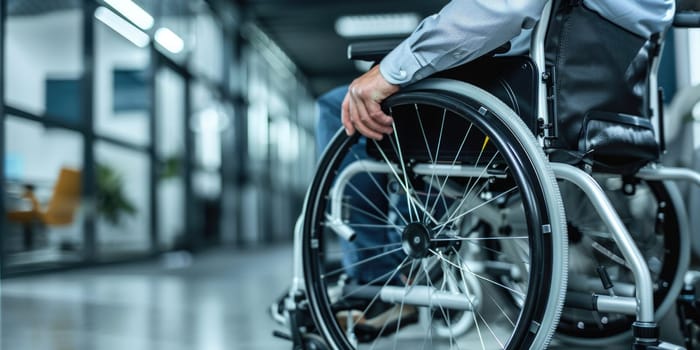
left=543, top=0, right=662, bottom=173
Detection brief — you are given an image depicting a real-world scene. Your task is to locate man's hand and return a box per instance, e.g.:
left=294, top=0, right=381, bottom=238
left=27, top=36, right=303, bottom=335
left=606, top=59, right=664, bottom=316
left=342, top=65, right=400, bottom=140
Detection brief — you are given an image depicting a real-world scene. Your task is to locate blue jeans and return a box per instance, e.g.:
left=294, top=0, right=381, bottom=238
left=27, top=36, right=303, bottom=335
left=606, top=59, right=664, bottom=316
left=315, top=86, right=405, bottom=284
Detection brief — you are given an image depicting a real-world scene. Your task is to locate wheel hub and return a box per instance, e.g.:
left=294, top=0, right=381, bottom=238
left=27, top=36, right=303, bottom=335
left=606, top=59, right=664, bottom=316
left=402, top=223, right=433, bottom=259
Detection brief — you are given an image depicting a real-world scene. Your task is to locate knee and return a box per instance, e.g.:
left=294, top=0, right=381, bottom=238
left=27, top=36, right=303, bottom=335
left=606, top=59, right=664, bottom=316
left=315, top=85, right=349, bottom=147
left=316, top=85, right=348, bottom=121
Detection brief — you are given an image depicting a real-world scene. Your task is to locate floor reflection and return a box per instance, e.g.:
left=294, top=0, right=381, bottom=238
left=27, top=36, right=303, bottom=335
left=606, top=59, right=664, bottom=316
left=1, top=243, right=685, bottom=350
left=2, top=245, right=292, bottom=350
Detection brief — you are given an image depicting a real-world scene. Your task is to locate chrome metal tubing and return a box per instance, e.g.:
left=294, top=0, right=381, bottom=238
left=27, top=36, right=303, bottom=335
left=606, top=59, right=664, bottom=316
left=291, top=215, right=306, bottom=294
left=596, top=295, right=638, bottom=315
left=531, top=0, right=553, bottom=128
left=552, top=163, right=654, bottom=322
left=328, top=160, right=495, bottom=241
left=328, top=160, right=395, bottom=241
left=381, top=285, right=477, bottom=310
left=412, top=163, right=506, bottom=178
left=637, top=166, right=700, bottom=187
left=344, top=285, right=477, bottom=311
left=638, top=165, right=700, bottom=260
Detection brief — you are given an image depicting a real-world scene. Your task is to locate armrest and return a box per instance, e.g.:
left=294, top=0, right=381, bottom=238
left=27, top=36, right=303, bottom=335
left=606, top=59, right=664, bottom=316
left=347, top=39, right=512, bottom=62
left=673, top=11, right=700, bottom=28
left=347, top=39, right=404, bottom=62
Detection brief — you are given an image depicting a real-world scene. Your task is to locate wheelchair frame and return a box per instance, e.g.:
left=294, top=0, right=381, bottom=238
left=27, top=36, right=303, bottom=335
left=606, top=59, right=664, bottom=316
left=280, top=1, right=700, bottom=349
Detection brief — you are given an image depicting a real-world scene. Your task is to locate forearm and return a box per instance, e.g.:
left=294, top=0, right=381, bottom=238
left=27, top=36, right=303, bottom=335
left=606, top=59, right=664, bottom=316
left=379, top=0, right=547, bottom=85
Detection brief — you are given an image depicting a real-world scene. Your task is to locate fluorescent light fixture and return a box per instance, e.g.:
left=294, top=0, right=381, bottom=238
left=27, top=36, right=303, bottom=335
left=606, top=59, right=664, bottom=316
left=104, top=0, right=154, bottom=30
left=95, top=7, right=150, bottom=48
left=335, top=13, right=420, bottom=38
left=155, top=27, right=185, bottom=54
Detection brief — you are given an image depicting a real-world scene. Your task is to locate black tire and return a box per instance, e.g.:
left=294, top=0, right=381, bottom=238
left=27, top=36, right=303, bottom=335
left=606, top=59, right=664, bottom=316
left=302, top=80, right=567, bottom=349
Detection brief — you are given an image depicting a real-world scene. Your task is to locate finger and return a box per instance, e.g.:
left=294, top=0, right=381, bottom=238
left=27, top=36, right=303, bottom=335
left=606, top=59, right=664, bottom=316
left=349, top=98, right=383, bottom=140
left=355, top=99, right=393, bottom=136
left=341, top=94, right=355, bottom=136
left=351, top=96, right=387, bottom=140
left=366, top=102, right=394, bottom=131
left=357, top=100, right=393, bottom=134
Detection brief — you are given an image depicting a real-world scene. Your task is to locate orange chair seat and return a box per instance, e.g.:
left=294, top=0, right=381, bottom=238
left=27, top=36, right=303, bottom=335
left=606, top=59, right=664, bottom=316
left=6, top=168, right=81, bottom=227
left=7, top=210, right=40, bottom=223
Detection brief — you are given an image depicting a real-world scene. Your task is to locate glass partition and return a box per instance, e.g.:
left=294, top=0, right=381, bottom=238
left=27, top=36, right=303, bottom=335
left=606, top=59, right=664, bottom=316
left=94, top=9, right=151, bottom=146
left=4, top=4, right=84, bottom=123
left=190, top=3, right=224, bottom=83
left=95, top=141, right=151, bottom=257
left=4, top=116, right=85, bottom=267
left=155, top=67, right=186, bottom=250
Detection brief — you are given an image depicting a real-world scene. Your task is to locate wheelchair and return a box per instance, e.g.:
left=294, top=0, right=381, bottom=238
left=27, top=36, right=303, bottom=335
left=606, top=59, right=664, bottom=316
left=274, top=1, right=700, bottom=349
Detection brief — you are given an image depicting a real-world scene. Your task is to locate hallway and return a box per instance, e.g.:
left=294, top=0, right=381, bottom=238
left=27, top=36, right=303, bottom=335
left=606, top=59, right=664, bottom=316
left=1, top=244, right=685, bottom=350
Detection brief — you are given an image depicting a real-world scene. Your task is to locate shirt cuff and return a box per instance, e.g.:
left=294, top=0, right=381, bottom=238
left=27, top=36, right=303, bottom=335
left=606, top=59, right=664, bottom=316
left=379, top=40, right=425, bottom=86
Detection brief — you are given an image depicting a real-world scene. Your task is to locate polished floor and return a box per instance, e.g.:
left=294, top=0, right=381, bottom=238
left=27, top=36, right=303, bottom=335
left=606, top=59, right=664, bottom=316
left=0, top=244, right=688, bottom=350
left=2, top=246, right=291, bottom=350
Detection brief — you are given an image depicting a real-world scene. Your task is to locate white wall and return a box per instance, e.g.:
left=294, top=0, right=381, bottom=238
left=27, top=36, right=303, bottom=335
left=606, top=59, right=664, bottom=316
left=156, top=67, right=186, bottom=249
left=190, top=13, right=223, bottom=82
left=689, top=29, right=700, bottom=86
left=5, top=10, right=83, bottom=115
left=94, top=18, right=150, bottom=146
left=5, top=117, right=83, bottom=183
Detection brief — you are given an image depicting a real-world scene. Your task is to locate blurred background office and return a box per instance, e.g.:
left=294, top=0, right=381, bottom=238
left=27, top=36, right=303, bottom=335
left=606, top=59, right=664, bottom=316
left=0, top=1, right=438, bottom=348
left=1, top=0, right=321, bottom=270
left=0, top=0, right=699, bottom=349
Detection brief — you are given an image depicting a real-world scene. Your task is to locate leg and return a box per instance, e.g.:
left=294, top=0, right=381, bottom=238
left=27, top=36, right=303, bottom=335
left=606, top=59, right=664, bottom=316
left=316, top=86, right=402, bottom=284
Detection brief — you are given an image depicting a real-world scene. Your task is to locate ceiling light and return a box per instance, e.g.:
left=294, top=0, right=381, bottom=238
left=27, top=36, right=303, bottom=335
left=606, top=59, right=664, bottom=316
left=104, top=0, right=154, bottom=30
left=335, top=13, right=420, bottom=38
left=95, top=7, right=150, bottom=48
left=155, top=27, right=185, bottom=54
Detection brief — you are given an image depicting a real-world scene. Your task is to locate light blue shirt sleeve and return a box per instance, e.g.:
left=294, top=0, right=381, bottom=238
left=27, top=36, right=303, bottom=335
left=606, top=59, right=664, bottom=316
left=584, top=0, right=675, bottom=38
left=379, top=0, right=676, bottom=87
left=379, top=0, right=547, bottom=86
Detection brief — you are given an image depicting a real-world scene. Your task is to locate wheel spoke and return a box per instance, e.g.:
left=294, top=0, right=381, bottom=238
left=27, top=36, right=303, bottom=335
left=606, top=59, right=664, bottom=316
left=436, top=186, right=516, bottom=234
left=341, top=202, right=402, bottom=232
left=434, top=152, right=501, bottom=237
left=345, top=181, right=395, bottom=226
left=431, top=249, right=525, bottom=298
left=322, top=247, right=404, bottom=279
left=389, top=113, right=419, bottom=222
left=423, top=109, right=447, bottom=227
left=342, top=257, right=410, bottom=300
left=427, top=123, right=474, bottom=219
left=370, top=138, right=439, bottom=226
left=447, top=249, right=507, bottom=348
left=452, top=246, right=515, bottom=328
left=348, top=147, right=410, bottom=226
left=324, top=242, right=403, bottom=256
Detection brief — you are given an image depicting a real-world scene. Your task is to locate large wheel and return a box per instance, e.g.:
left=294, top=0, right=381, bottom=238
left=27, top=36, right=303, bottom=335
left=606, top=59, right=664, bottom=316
left=555, top=178, right=689, bottom=345
left=302, top=79, right=568, bottom=349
